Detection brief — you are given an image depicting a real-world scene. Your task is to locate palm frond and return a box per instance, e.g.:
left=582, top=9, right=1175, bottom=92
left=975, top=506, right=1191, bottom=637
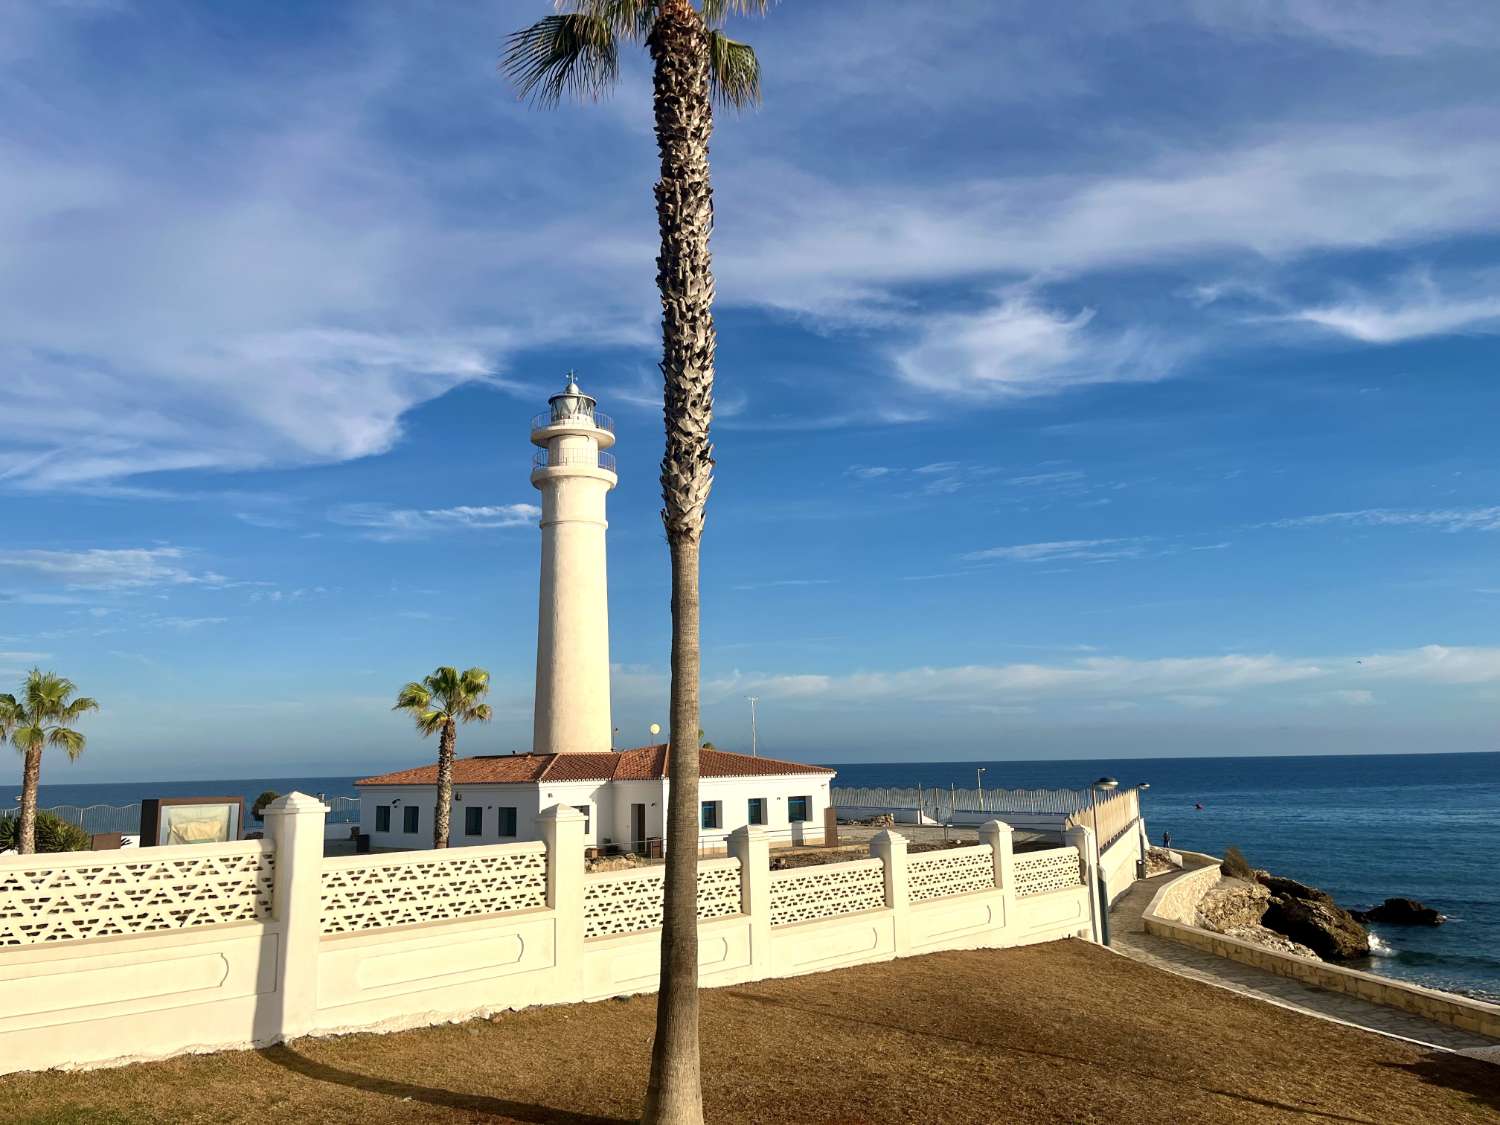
left=569, top=0, right=656, bottom=41
left=58, top=697, right=99, bottom=722
left=393, top=682, right=432, bottom=713
left=700, top=0, right=772, bottom=29
left=707, top=31, right=761, bottom=109
left=505, top=13, right=620, bottom=107
left=469, top=703, right=494, bottom=724
left=413, top=710, right=447, bottom=737
left=48, top=728, right=86, bottom=759
left=11, top=725, right=45, bottom=754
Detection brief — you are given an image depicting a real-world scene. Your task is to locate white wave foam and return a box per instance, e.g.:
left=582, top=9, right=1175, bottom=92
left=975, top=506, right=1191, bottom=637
left=1367, top=933, right=1396, bottom=957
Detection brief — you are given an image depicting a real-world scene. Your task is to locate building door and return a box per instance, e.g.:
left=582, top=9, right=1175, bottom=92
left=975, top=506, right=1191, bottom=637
left=631, top=803, right=647, bottom=851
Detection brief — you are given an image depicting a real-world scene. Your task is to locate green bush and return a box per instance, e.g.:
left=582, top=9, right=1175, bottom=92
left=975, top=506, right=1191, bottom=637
left=1221, top=844, right=1255, bottom=880
left=252, top=790, right=280, bottom=821
left=0, top=810, right=92, bottom=853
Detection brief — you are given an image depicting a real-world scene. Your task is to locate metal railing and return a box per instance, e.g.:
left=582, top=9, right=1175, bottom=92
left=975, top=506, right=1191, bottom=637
left=833, top=785, right=1095, bottom=820
left=530, top=409, right=614, bottom=434
left=1, top=803, right=142, bottom=835
left=532, top=448, right=616, bottom=472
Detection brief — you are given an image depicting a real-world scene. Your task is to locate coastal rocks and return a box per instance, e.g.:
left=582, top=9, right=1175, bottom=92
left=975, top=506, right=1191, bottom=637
left=1350, top=898, right=1446, bottom=926
left=1196, top=879, right=1271, bottom=933
left=1261, top=893, right=1370, bottom=961
left=1195, top=879, right=1319, bottom=959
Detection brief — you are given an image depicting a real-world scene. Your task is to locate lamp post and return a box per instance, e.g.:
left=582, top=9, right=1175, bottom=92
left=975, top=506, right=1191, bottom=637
left=747, top=696, right=760, bottom=757
left=975, top=767, right=987, bottom=814
left=1090, top=776, right=1118, bottom=945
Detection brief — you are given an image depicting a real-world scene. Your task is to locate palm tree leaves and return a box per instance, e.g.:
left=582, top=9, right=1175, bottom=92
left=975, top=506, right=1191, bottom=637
left=505, top=1, right=765, bottom=109
left=707, top=31, right=759, bottom=108
left=506, top=13, right=622, bottom=106
left=6, top=670, right=97, bottom=758
left=392, top=666, right=493, bottom=737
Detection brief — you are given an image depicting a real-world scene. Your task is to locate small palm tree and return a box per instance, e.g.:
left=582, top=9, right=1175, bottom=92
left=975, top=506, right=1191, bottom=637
left=4, top=669, right=99, bottom=856
left=392, top=667, right=492, bottom=849
left=506, top=6, right=766, bottom=1121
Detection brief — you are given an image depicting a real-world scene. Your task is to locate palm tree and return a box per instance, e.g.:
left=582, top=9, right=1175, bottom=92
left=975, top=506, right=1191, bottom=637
left=506, top=4, right=765, bottom=1121
left=392, top=667, right=492, bottom=848
left=4, top=669, right=99, bottom=856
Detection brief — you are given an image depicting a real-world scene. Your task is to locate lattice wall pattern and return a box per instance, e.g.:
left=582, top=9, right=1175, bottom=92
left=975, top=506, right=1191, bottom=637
left=1014, top=848, right=1083, bottom=898
left=582, top=860, right=743, bottom=940
left=0, top=845, right=274, bottom=946
left=321, top=845, right=547, bottom=934
left=579, top=864, right=744, bottom=942
left=769, top=858, right=886, bottom=926
left=908, top=845, right=995, bottom=903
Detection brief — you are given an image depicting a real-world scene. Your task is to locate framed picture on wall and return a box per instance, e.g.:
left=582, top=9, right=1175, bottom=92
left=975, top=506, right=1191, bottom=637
left=139, top=797, right=245, bottom=846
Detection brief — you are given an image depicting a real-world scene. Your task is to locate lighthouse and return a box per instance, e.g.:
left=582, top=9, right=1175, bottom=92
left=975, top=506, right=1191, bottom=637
left=530, top=374, right=617, bottom=755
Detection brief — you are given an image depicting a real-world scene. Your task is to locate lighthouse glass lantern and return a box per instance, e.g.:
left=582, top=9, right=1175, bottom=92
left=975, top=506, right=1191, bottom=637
left=549, top=373, right=596, bottom=427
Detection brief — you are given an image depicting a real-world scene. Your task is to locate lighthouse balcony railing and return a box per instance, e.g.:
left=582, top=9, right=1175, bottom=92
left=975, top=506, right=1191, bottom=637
left=530, top=408, right=614, bottom=434
left=532, top=448, right=617, bottom=472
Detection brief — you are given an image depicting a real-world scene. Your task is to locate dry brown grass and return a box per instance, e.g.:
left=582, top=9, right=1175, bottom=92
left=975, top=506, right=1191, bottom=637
left=4, top=941, right=1496, bottom=1124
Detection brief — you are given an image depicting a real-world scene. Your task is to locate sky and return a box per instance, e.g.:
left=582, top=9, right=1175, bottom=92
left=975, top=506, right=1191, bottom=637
left=3, top=0, right=1500, bottom=782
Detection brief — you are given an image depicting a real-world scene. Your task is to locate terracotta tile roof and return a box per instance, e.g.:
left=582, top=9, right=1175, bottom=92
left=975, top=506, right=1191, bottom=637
left=356, top=744, right=834, bottom=787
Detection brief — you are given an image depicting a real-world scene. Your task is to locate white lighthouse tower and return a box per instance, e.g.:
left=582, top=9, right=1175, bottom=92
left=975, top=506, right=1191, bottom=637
left=530, top=374, right=617, bottom=755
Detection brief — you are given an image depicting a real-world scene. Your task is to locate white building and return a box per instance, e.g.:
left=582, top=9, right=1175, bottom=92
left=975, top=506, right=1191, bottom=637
left=357, top=745, right=834, bottom=853
left=360, top=375, right=837, bottom=851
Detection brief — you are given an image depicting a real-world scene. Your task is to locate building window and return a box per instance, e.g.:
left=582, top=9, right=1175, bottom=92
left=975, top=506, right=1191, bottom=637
left=701, top=801, right=721, bottom=830
left=575, top=805, right=591, bottom=834
left=465, top=807, right=483, bottom=837
left=748, top=797, right=767, bottom=826
left=403, top=805, right=419, bottom=834
left=498, top=807, right=518, bottom=837
left=788, top=796, right=811, bottom=823
left=375, top=805, right=391, bottom=832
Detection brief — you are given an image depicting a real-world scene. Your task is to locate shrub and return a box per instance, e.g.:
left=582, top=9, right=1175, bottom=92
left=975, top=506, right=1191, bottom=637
left=0, top=810, right=92, bottom=853
left=1221, top=845, right=1255, bottom=880
left=252, top=791, right=280, bottom=821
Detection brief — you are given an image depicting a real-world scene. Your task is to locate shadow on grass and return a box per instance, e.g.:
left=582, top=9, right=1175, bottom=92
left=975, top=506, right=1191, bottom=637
left=1385, top=1054, right=1500, bottom=1114
left=724, top=989, right=1384, bottom=1124
left=260, top=1044, right=631, bottom=1124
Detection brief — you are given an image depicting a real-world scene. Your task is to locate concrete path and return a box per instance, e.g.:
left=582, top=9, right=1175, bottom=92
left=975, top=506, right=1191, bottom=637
left=1109, top=866, right=1498, bottom=1054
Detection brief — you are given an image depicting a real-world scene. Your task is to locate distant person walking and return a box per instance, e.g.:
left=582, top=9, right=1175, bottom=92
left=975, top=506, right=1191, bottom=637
left=1162, top=830, right=1172, bottom=848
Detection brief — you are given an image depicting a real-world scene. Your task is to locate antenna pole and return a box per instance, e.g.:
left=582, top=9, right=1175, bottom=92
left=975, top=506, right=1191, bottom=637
left=746, top=696, right=760, bottom=757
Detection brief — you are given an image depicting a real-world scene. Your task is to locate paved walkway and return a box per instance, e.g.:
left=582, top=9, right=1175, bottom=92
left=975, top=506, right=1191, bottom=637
left=1109, top=865, right=1499, bottom=1055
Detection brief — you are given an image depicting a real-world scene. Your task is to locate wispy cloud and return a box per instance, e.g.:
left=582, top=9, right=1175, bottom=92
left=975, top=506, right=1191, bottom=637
left=1268, top=506, right=1500, bottom=533
left=0, top=547, right=228, bottom=589
left=962, top=538, right=1149, bottom=564
left=731, top=578, right=835, bottom=591
left=846, top=465, right=895, bottom=480
left=1287, top=270, right=1500, bottom=343
left=153, top=616, right=228, bottom=630
left=329, top=502, right=541, bottom=542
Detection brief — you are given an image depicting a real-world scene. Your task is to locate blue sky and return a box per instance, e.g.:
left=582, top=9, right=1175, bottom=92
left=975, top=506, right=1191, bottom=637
left=3, top=1, right=1500, bottom=782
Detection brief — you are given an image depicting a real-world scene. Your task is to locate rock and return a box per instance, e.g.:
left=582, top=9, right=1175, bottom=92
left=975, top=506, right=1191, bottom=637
left=1262, top=894, right=1370, bottom=961
left=1221, top=924, right=1320, bottom=959
left=1349, top=898, right=1446, bottom=926
left=1195, top=878, right=1271, bottom=934
left=1257, top=873, right=1335, bottom=906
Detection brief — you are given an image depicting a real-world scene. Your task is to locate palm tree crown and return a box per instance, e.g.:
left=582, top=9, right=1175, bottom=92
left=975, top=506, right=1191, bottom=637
left=393, top=666, right=494, bottom=735
left=6, top=670, right=98, bottom=761
left=506, top=1, right=766, bottom=111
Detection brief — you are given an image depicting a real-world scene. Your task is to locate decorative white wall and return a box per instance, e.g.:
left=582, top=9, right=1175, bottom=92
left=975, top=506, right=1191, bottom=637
left=0, top=793, right=1100, bottom=1076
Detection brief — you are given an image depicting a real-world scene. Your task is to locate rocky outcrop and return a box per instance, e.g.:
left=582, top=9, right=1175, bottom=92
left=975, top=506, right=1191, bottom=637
left=1261, top=893, right=1370, bottom=960
left=1194, top=879, right=1319, bottom=959
left=1350, top=898, right=1446, bottom=926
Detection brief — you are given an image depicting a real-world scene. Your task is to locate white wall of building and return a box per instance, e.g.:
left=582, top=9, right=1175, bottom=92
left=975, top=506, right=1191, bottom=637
left=359, top=772, right=833, bottom=853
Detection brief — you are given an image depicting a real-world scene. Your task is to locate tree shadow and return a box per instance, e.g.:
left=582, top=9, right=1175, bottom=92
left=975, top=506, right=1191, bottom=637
left=1383, top=1053, right=1500, bottom=1114
left=259, top=1043, right=631, bottom=1124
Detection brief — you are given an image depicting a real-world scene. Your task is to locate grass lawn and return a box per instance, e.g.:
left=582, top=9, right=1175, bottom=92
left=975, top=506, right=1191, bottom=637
left=5, top=940, right=1496, bottom=1124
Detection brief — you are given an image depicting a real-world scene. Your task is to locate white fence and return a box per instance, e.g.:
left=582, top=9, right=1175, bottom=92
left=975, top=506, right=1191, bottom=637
left=0, top=794, right=1102, bottom=1076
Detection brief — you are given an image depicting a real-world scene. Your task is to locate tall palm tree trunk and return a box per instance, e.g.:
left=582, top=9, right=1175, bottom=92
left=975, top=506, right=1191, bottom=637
left=434, top=719, right=456, bottom=849
left=17, top=744, right=41, bottom=856
left=644, top=3, right=716, bottom=1123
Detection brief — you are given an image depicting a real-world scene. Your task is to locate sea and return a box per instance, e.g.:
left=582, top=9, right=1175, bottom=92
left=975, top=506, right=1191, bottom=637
left=12, top=750, right=1499, bottom=1004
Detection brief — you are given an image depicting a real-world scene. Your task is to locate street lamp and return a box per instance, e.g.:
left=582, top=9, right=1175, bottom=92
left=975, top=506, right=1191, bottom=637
left=746, top=696, right=760, bottom=757
left=1089, top=776, right=1118, bottom=945
left=975, top=767, right=987, bottom=814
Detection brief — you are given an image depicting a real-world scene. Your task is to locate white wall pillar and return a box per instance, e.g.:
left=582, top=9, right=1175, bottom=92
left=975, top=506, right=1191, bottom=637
left=262, top=791, right=329, bottom=1040
left=539, top=804, right=587, bottom=993
left=869, top=828, right=910, bottom=957
left=1064, top=823, right=1103, bottom=944
left=728, top=825, right=770, bottom=976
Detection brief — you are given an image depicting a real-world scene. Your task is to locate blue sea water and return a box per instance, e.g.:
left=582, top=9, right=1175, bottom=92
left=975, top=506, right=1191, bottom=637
left=14, top=751, right=1499, bottom=1003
